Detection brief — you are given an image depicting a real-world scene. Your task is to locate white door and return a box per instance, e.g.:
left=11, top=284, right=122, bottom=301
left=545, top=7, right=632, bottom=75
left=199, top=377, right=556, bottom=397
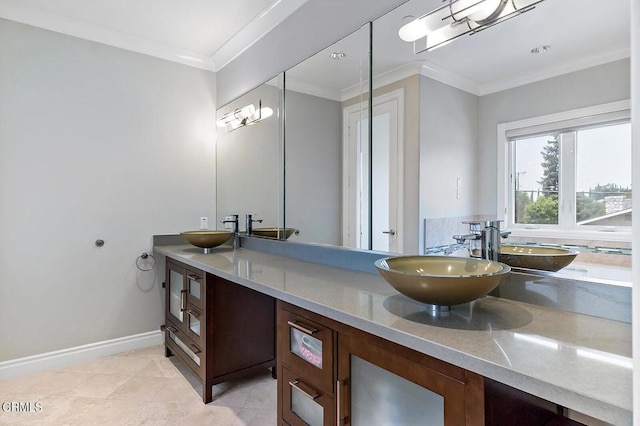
left=343, top=90, right=404, bottom=252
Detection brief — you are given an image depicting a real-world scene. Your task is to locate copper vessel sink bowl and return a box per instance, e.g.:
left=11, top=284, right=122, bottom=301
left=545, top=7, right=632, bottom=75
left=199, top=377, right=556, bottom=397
left=375, top=255, right=511, bottom=307
left=499, top=245, right=578, bottom=272
left=181, top=230, right=233, bottom=251
left=251, top=227, right=296, bottom=239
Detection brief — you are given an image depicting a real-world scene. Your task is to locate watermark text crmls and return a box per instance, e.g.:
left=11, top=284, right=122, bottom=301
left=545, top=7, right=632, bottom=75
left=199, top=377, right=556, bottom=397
left=1, top=401, right=43, bottom=413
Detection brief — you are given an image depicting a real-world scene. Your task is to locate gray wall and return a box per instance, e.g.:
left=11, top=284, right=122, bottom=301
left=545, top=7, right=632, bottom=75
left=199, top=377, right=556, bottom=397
left=0, top=19, right=217, bottom=361
left=419, top=76, right=479, bottom=251
left=216, top=0, right=408, bottom=106
left=477, top=58, right=631, bottom=215
left=285, top=90, right=342, bottom=245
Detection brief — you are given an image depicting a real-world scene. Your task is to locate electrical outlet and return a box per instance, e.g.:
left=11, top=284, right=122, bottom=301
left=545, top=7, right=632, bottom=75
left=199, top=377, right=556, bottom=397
left=200, top=217, right=208, bottom=230
left=223, top=216, right=233, bottom=229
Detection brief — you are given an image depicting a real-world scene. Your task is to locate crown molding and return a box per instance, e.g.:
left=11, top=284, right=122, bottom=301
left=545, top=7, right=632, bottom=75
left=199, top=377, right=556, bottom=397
left=342, top=49, right=631, bottom=101
left=0, top=0, right=308, bottom=72
left=340, top=63, right=422, bottom=102
left=286, top=77, right=342, bottom=102
left=479, top=48, right=631, bottom=95
left=211, top=0, right=308, bottom=71
left=340, top=61, right=482, bottom=101
left=0, top=1, right=215, bottom=70
left=418, top=61, right=483, bottom=95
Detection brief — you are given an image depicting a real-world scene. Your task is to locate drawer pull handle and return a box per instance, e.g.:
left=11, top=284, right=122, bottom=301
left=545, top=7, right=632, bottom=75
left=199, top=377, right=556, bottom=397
left=166, top=325, right=177, bottom=333
left=289, top=379, right=319, bottom=400
left=187, top=274, right=200, bottom=281
left=187, top=309, right=201, bottom=318
left=180, top=290, right=187, bottom=311
left=188, top=344, right=201, bottom=354
left=287, top=320, right=318, bottom=335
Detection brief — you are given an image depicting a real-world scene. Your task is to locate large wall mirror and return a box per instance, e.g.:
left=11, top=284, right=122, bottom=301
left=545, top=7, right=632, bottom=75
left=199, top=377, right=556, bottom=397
left=369, top=0, right=631, bottom=279
left=284, top=24, right=371, bottom=247
left=286, top=0, right=631, bottom=277
left=216, top=75, right=284, bottom=234
left=218, top=0, right=632, bottom=278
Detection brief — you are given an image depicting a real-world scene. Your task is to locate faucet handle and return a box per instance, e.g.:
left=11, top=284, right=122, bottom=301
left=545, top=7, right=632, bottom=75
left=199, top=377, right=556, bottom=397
left=221, top=214, right=239, bottom=223
left=484, top=219, right=504, bottom=228
left=245, top=214, right=262, bottom=222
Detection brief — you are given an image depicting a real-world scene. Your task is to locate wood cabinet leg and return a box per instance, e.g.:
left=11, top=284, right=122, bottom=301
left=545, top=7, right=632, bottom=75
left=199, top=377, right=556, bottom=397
left=271, top=366, right=277, bottom=380
left=165, top=345, right=173, bottom=358
left=203, top=380, right=213, bottom=404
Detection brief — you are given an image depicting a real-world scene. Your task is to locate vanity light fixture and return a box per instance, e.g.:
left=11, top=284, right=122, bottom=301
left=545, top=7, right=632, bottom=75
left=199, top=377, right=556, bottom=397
left=399, top=0, right=545, bottom=53
left=216, top=101, right=273, bottom=132
left=530, top=44, right=551, bottom=54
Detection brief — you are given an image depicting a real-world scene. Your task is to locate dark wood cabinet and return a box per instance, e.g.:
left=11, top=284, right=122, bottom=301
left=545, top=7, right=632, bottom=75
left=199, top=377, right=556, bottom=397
left=277, top=301, right=583, bottom=426
left=164, top=258, right=276, bottom=403
left=484, top=378, right=585, bottom=426
left=277, top=301, right=482, bottom=426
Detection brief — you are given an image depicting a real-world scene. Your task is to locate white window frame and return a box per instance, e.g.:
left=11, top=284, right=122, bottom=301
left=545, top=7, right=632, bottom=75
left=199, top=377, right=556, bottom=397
left=497, top=100, right=631, bottom=242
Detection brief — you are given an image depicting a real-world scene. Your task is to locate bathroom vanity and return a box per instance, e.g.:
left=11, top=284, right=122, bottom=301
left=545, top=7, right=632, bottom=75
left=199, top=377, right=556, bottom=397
left=154, top=241, right=632, bottom=425
left=163, top=257, right=276, bottom=403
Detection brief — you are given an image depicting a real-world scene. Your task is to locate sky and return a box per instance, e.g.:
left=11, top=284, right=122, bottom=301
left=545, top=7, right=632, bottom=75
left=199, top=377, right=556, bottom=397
left=514, top=122, right=632, bottom=193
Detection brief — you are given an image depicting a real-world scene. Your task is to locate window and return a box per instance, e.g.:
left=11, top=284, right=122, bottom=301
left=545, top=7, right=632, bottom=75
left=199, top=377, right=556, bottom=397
left=498, top=101, right=632, bottom=240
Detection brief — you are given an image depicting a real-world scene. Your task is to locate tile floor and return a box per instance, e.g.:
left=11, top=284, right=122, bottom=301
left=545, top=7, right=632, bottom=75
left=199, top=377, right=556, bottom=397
left=0, top=345, right=277, bottom=425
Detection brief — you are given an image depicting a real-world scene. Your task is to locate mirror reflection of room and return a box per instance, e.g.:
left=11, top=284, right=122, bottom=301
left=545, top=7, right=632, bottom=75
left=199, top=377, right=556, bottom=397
left=216, top=75, right=284, bottom=238
left=284, top=24, right=370, bottom=247
left=282, top=0, right=630, bottom=280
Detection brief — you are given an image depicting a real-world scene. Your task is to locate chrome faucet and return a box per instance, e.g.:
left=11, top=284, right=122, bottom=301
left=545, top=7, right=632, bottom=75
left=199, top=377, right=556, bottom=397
left=245, top=214, right=263, bottom=235
left=221, top=214, right=239, bottom=249
left=453, top=220, right=511, bottom=261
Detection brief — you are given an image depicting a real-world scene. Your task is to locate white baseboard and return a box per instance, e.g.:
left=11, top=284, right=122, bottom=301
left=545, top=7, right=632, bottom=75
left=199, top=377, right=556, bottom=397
left=0, top=330, right=164, bottom=381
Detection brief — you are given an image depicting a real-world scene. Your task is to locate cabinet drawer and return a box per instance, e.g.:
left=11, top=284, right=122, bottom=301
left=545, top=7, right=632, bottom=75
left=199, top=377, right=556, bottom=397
left=185, top=268, right=204, bottom=310
left=280, top=309, right=334, bottom=394
left=282, top=367, right=334, bottom=426
left=165, top=322, right=204, bottom=378
left=184, top=303, right=205, bottom=347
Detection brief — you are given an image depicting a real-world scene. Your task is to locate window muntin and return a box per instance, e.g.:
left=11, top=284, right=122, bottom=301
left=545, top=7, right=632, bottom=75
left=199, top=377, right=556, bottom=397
left=508, top=121, right=631, bottom=231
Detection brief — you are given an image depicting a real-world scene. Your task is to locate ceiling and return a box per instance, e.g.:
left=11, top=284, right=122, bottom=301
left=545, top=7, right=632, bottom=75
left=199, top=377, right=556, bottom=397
left=0, top=0, right=630, bottom=95
left=0, top=0, right=308, bottom=71
left=286, top=0, right=631, bottom=99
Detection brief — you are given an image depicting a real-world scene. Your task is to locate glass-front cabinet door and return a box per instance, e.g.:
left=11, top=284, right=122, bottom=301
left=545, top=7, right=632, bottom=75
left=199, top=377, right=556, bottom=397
left=167, top=262, right=186, bottom=325
left=337, top=333, right=482, bottom=426
left=186, top=270, right=203, bottom=309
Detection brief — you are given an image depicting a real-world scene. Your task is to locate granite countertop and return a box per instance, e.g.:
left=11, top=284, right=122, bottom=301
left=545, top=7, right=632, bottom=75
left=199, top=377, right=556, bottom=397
left=154, top=244, right=632, bottom=425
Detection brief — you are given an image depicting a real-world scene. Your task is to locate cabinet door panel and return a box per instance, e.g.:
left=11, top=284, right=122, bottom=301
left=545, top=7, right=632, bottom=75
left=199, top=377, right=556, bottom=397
left=351, top=354, right=444, bottom=425
left=337, top=333, right=470, bottom=426
left=167, top=264, right=186, bottom=326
